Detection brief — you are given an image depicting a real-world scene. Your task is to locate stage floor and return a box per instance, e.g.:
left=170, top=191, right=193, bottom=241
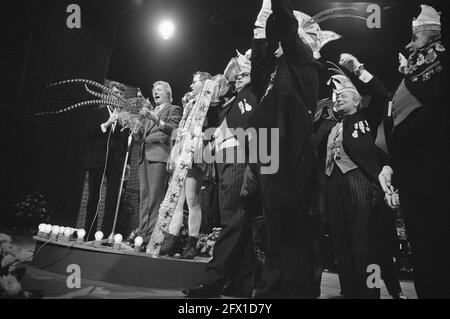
left=12, top=233, right=418, bottom=299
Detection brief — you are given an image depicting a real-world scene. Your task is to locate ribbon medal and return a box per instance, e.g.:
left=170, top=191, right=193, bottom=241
left=352, top=123, right=359, bottom=138
left=358, top=121, right=365, bottom=134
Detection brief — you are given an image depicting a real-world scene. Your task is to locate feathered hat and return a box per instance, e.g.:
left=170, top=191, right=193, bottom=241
left=412, top=4, right=441, bottom=34
left=223, top=49, right=251, bottom=82
left=293, top=7, right=369, bottom=59
left=326, top=62, right=360, bottom=101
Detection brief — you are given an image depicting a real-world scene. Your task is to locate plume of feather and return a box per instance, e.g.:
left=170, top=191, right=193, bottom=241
left=306, top=7, right=366, bottom=27
left=326, top=61, right=346, bottom=75
left=35, top=100, right=124, bottom=116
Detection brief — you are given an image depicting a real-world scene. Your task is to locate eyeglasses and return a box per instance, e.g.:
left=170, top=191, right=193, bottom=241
left=236, top=72, right=250, bottom=80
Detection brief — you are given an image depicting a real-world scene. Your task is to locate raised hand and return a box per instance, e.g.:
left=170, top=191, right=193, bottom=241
left=255, top=0, right=272, bottom=29
left=339, top=53, right=363, bottom=73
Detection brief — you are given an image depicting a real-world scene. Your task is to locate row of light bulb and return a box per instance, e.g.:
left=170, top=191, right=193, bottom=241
left=38, top=224, right=80, bottom=238
left=37, top=223, right=144, bottom=250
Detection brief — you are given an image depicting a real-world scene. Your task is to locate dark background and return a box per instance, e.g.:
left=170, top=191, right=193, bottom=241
left=0, top=0, right=448, bottom=227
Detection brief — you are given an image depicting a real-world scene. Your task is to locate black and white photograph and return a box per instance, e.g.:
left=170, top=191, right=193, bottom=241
left=0, top=0, right=449, bottom=303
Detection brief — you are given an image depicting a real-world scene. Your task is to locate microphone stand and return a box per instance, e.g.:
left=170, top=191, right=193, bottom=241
left=108, top=132, right=133, bottom=248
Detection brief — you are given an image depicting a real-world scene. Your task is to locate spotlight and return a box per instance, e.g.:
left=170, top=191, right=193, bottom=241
left=158, top=19, right=175, bottom=40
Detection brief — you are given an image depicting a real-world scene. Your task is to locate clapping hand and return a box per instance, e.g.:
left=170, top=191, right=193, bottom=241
left=139, top=107, right=159, bottom=123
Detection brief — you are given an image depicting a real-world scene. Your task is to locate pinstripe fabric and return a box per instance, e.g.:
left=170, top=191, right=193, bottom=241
left=138, top=161, right=169, bottom=242
left=204, top=162, right=255, bottom=290
left=327, top=168, right=382, bottom=299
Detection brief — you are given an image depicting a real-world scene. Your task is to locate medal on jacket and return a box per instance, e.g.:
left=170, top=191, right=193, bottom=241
left=364, top=120, right=371, bottom=132
left=244, top=99, right=252, bottom=112
left=352, top=123, right=359, bottom=138
left=238, top=99, right=252, bottom=114
left=359, top=121, right=365, bottom=134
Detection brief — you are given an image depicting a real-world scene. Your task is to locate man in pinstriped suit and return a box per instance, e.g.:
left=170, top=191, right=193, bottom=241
left=315, top=64, right=387, bottom=298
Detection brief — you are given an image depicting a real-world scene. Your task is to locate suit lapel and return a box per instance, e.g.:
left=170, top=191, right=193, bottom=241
left=145, top=103, right=171, bottom=136
left=315, top=119, right=336, bottom=147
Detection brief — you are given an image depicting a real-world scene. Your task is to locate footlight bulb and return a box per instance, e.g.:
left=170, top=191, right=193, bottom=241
left=135, top=236, right=143, bottom=246
left=95, top=231, right=104, bottom=241
left=44, top=225, right=52, bottom=238
left=76, top=229, right=86, bottom=244
left=38, top=224, right=46, bottom=237
left=134, top=236, right=143, bottom=252
left=113, top=233, right=122, bottom=249
left=114, top=234, right=122, bottom=243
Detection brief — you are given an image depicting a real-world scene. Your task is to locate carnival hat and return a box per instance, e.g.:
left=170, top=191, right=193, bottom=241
left=412, top=4, right=441, bottom=34
left=223, top=49, right=251, bottom=82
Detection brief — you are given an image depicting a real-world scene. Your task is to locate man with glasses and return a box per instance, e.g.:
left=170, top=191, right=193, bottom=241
left=183, top=53, right=259, bottom=298
left=84, top=81, right=129, bottom=240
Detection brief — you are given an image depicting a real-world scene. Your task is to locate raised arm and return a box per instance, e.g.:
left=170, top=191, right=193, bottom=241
left=251, top=0, right=272, bottom=97
left=272, top=0, right=314, bottom=64
left=339, top=53, right=389, bottom=129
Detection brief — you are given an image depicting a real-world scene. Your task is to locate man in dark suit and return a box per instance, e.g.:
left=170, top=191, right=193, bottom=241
left=184, top=56, right=259, bottom=298
left=374, top=5, right=449, bottom=298
left=84, top=82, right=128, bottom=240
left=247, top=0, right=340, bottom=298
left=137, top=81, right=182, bottom=243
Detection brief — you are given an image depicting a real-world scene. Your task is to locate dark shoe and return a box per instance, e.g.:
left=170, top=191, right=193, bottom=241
left=392, top=293, right=408, bottom=299
left=159, top=233, right=179, bottom=256
left=180, top=236, right=199, bottom=259
left=222, top=285, right=253, bottom=298
left=252, top=268, right=281, bottom=298
left=183, top=284, right=222, bottom=298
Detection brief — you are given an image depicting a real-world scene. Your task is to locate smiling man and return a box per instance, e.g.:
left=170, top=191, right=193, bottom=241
left=314, top=65, right=389, bottom=298
left=137, top=81, right=182, bottom=244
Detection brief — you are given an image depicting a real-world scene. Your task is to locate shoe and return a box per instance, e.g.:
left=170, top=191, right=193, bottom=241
left=222, top=285, right=253, bottom=298
left=392, top=293, right=408, bottom=299
left=252, top=268, right=281, bottom=298
left=159, top=233, right=179, bottom=256
left=180, top=236, right=199, bottom=259
left=183, top=284, right=222, bottom=298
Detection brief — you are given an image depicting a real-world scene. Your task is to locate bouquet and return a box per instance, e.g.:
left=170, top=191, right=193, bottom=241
left=11, top=190, right=53, bottom=232
left=197, top=228, right=222, bottom=258
left=0, top=233, right=30, bottom=298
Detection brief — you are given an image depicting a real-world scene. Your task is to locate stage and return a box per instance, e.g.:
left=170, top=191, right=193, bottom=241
left=31, top=237, right=210, bottom=289
left=21, top=235, right=418, bottom=299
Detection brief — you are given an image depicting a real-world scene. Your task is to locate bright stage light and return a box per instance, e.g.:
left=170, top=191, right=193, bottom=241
left=134, top=236, right=143, bottom=246
left=77, top=229, right=86, bottom=239
left=158, top=19, right=175, bottom=40
left=95, top=231, right=104, bottom=241
left=64, top=228, right=71, bottom=237
left=114, top=234, right=123, bottom=243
